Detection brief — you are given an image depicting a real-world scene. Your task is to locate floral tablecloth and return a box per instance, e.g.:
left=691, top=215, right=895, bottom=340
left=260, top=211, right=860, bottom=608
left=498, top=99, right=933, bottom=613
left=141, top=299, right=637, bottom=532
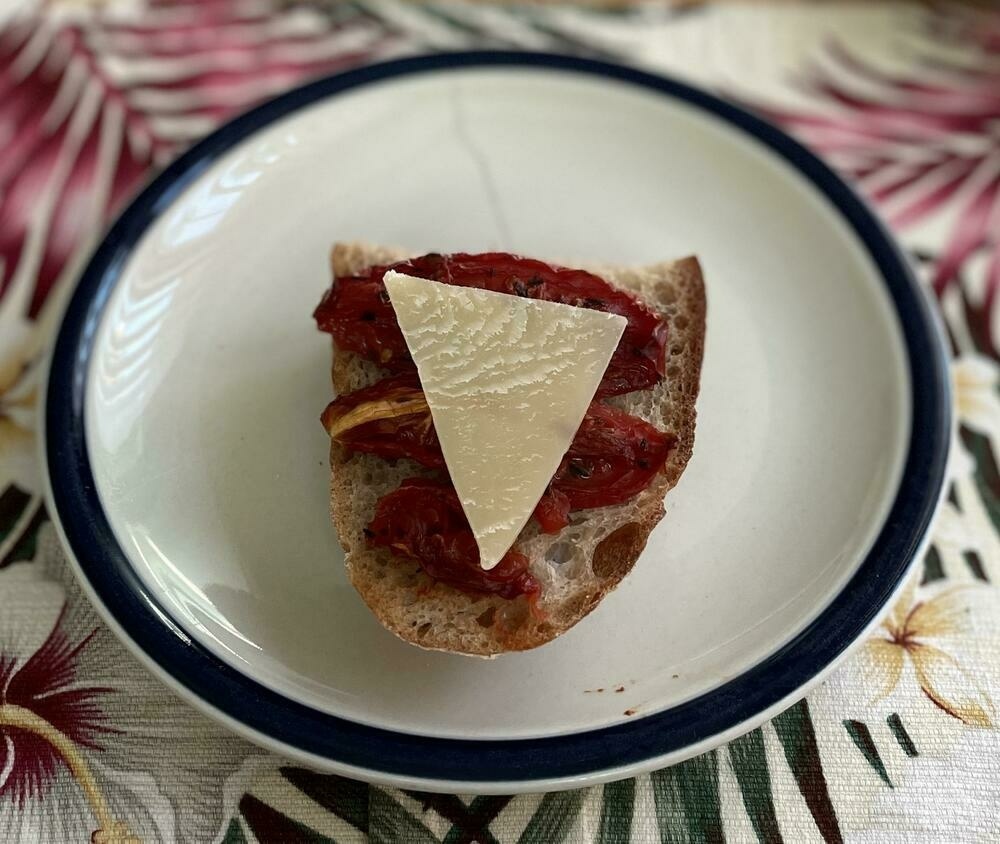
left=1, top=1, right=999, bottom=841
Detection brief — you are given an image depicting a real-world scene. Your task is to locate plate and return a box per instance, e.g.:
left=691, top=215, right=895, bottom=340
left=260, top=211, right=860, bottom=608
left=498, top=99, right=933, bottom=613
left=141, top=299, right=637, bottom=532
left=43, top=52, right=950, bottom=792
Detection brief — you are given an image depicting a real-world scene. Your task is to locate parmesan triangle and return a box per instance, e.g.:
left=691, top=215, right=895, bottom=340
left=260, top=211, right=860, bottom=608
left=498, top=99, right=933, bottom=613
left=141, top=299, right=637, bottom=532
left=383, top=271, right=627, bottom=570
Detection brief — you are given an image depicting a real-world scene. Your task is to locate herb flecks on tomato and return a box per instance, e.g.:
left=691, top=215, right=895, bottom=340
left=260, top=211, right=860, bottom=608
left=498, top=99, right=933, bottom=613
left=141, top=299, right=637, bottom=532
left=542, top=403, right=676, bottom=513
left=368, top=478, right=541, bottom=601
left=313, top=252, right=667, bottom=397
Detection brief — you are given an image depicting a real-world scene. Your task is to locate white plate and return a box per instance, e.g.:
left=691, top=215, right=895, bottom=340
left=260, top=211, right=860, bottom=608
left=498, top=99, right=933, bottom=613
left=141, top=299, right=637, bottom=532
left=44, top=52, right=950, bottom=792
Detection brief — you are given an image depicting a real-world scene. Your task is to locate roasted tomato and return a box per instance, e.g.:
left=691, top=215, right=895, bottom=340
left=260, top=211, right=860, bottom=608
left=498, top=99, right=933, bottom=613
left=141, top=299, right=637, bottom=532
left=533, top=404, right=677, bottom=532
left=532, top=487, right=571, bottom=534
left=326, top=381, right=676, bottom=534
left=321, top=374, right=443, bottom=468
left=313, top=252, right=667, bottom=396
left=368, top=478, right=540, bottom=601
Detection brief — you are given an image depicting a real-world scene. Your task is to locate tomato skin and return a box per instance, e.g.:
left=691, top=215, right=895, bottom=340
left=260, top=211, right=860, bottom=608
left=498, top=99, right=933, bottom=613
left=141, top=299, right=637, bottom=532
left=313, top=252, right=667, bottom=396
left=368, top=478, right=540, bottom=601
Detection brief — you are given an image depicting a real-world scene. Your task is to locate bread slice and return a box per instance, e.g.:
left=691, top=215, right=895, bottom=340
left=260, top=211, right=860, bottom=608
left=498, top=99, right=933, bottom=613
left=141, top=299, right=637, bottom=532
left=325, top=242, right=706, bottom=656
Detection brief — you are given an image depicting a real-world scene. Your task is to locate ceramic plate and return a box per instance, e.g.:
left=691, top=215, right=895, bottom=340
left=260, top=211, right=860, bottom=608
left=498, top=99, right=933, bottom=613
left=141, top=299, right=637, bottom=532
left=43, top=52, right=950, bottom=792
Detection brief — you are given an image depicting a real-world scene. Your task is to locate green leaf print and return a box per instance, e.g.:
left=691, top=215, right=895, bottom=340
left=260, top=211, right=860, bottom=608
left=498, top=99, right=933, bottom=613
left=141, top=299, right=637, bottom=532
left=650, top=751, right=724, bottom=844
left=922, top=545, right=946, bottom=584
left=240, top=793, right=336, bottom=843
left=727, top=730, right=783, bottom=843
left=0, top=485, right=31, bottom=539
left=843, top=720, right=894, bottom=788
left=222, top=818, right=248, bottom=844
left=772, top=700, right=842, bottom=844
left=370, top=790, right=440, bottom=844
left=518, top=790, right=586, bottom=844
left=282, top=767, right=370, bottom=833
left=961, top=427, right=1000, bottom=532
left=886, top=713, right=919, bottom=757
left=598, top=779, right=635, bottom=844
left=441, top=797, right=507, bottom=844
left=0, top=486, right=44, bottom=567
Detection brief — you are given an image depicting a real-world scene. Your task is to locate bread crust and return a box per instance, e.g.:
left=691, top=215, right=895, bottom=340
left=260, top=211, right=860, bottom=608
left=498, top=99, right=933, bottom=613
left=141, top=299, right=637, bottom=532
left=325, top=243, right=706, bottom=656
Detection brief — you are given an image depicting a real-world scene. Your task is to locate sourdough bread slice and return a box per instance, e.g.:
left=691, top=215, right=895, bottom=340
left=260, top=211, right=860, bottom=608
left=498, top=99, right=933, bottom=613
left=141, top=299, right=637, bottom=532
left=325, top=242, right=706, bottom=656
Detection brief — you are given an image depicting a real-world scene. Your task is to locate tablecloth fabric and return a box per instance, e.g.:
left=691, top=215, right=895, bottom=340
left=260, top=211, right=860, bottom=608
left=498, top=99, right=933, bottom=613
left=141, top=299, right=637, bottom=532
left=1, top=1, right=998, bottom=841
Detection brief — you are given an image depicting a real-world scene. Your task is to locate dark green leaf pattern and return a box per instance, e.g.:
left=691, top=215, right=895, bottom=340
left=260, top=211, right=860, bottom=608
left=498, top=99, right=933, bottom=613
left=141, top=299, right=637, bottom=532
left=772, top=701, right=843, bottom=844
left=843, top=720, right=893, bottom=788
left=241, top=793, right=336, bottom=843
left=959, top=271, right=999, bottom=360
left=886, top=713, right=919, bottom=758
left=946, top=482, right=960, bottom=509
left=961, top=427, right=1000, bottom=531
left=922, top=545, right=946, bottom=584
left=222, top=818, right=249, bottom=844
left=370, top=790, right=440, bottom=844
left=598, top=779, right=634, bottom=844
left=283, top=767, right=370, bottom=834
left=441, top=796, right=509, bottom=844
left=518, top=791, right=586, bottom=844
left=650, top=752, right=724, bottom=844
left=0, top=487, right=44, bottom=568
left=0, top=485, right=30, bottom=540
left=728, top=730, right=783, bottom=843
left=963, top=550, right=989, bottom=582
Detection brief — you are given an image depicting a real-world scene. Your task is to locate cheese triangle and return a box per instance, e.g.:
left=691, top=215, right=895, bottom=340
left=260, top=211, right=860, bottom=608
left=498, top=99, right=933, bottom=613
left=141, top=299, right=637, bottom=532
left=384, top=271, right=626, bottom=570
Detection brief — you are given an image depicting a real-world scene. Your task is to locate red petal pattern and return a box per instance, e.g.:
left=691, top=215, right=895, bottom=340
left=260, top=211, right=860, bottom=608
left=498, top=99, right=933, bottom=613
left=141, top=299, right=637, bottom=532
left=0, top=2, right=401, bottom=319
left=0, top=608, right=118, bottom=805
left=749, top=20, right=1000, bottom=321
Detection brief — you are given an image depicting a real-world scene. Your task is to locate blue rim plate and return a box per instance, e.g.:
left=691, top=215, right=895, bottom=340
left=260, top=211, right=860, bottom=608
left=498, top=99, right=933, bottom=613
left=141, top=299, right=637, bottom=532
left=43, top=52, right=950, bottom=791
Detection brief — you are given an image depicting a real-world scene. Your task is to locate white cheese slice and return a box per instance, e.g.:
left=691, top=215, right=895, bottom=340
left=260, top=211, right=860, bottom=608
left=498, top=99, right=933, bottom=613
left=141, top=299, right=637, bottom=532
left=384, top=270, right=627, bottom=570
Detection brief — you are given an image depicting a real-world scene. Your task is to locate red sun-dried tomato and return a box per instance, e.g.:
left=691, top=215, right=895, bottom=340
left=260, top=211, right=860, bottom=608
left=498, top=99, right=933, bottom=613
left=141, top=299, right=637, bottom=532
left=367, top=477, right=540, bottom=601
left=324, top=378, right=676, bottom=535
left=321, top=373, right=443, bottom=469
left=313, top=252, right=667, bottom=396
left=533, top=404, right=677, bottom=532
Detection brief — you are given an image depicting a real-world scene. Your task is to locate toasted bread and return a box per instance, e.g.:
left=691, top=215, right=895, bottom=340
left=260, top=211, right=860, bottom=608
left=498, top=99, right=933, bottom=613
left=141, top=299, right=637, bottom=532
left=325, top=243, right=705, bottom=656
